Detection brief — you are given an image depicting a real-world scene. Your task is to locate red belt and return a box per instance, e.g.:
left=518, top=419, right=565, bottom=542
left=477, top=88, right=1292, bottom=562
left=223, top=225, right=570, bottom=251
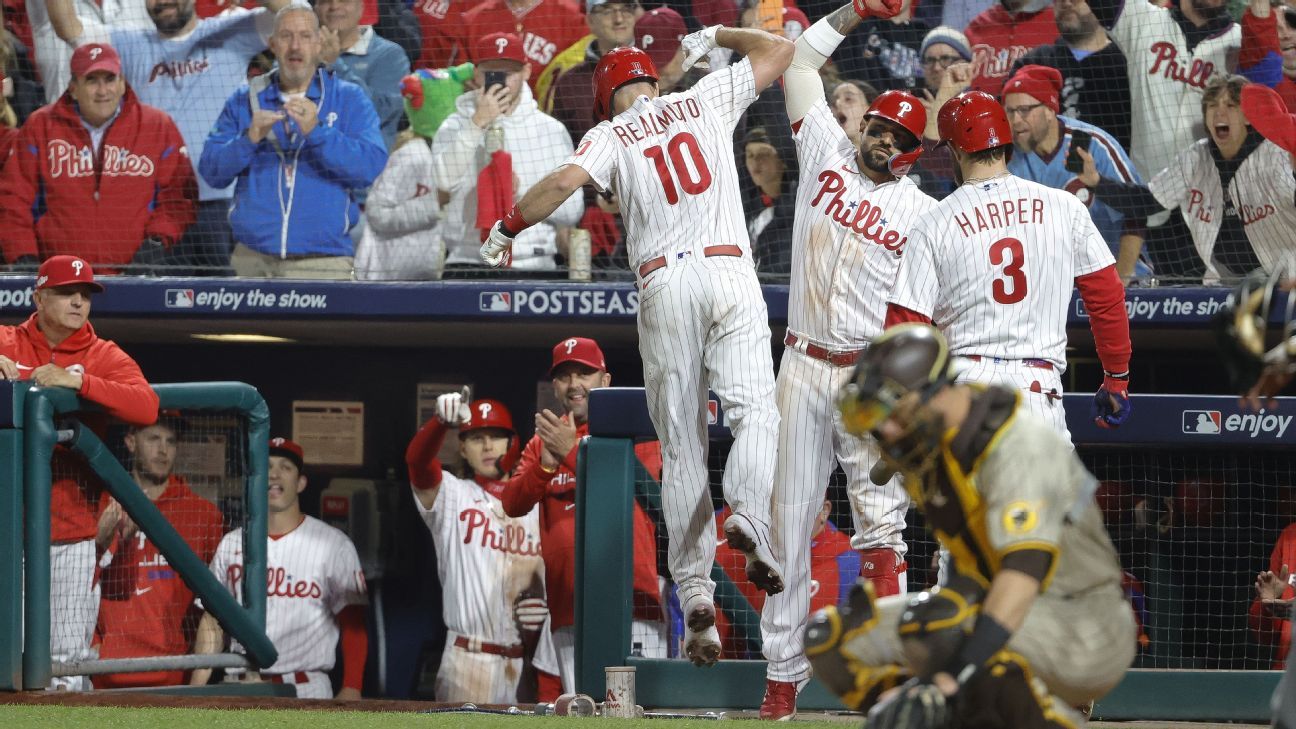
left=784, top=332, right=865, bottom=368
left=964, top=354, right=1053, bottom=370
left=265, top=671, right=310, bottom=684
left=637, top=244, right=744, bottom=278
left=454, top=635, right=524, bottom=659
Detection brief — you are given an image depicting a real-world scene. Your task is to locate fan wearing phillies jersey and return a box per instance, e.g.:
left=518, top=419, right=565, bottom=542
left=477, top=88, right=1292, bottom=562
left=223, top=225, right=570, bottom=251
left=885, top=91, right=1133, bottom=441
left=498, top=337, right=666, bottom=691
left=406, top=392, right=552, bottom=704
left=483, top=25, right=794, bottom=669
left=191, top=439, right=368, bottom=700
left=757, top=0, right=936, bottom=719
left=94, top=415, right=224, bottom=689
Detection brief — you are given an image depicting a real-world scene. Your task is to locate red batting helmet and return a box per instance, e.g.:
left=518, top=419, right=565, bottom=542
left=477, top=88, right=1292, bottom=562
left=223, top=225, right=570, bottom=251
left=462, top=399, right=515, bottom=436
left=864, top=90, right=927, bottom=176
left=937, top=90, right=1011, bottom=153
left=592, top=46, right=659, bottom=121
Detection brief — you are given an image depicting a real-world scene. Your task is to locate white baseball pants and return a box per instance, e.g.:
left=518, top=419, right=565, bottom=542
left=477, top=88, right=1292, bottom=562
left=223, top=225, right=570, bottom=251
left=49, top=540, right=98, bottom=691
left=637, top=254, right=780, bottom=604
left=954, top=357, right=1071, bottom=441
left=760, top=345, right=909, bottom=682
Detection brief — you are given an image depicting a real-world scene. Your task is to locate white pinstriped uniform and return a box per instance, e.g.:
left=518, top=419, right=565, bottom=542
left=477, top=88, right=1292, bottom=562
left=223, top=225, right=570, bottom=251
left=888, top=174, right=1115, bottom=439
left=567, top=57, right=780, bottom=604
left=760, top=99, right=936, bottom=683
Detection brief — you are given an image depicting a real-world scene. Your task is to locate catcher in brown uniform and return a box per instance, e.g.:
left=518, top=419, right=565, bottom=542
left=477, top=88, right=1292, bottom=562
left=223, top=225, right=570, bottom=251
left=804, top=324, right=1136, bottom=729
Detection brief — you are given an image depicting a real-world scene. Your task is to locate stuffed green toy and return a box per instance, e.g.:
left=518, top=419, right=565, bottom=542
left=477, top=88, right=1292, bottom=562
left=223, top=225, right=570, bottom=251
left=401, top=63, right=473, bottom=139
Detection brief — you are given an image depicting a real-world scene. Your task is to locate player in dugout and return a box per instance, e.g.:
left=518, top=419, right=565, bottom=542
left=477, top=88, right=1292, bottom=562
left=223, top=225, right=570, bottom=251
left=807, top=323, right=1136, bottom=729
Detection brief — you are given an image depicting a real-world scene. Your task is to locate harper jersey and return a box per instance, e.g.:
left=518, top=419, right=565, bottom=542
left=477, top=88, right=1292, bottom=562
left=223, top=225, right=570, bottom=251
left=567, top=57, right=758, bottom=271
left=412, top=474, right=543, bottom=645
left=887, top=174, right=1115, bottom=369
left=788, top=99, right=936, bottom=347
left=95, top=477, right=224, bottom=688
left=208, top=516, right=367, bottom=674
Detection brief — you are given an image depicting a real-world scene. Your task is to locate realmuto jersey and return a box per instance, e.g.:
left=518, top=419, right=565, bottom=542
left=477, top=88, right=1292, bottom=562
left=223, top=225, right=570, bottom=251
left=1110, top=0, right=1239, bottom=179
left=888, top=174, right=1114, bottom=369
left=789, top=99, right=936, bottom=346
left=209, top=516, right=367, bottom=673
left=567, top=58, right=758, bottom=271
left=412, top=475, right=543, bottom=644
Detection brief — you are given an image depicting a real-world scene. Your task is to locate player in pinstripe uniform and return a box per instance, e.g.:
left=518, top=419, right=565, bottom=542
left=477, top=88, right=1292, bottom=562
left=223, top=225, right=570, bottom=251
left=885, top=91, right=1133, bottom=444
left=479, top=24, right=795, bottom=667
left=756, top=0, right=935, bottom=719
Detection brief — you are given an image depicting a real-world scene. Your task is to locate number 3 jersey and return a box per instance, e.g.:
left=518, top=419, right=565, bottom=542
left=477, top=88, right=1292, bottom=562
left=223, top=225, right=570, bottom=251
left=566, top=58, right=759, bottom=272
left=887, top=174, right=1114, bottom=369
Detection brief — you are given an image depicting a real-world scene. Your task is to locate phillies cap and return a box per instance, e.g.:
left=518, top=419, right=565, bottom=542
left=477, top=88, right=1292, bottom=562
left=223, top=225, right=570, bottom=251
left=473, top=32, right=528, bottom=65
left=70, top=43, right=122, bottom=79
left=36, top=255, right=104, bottom=292
left=269, top=437, right=305, bottom=471
left=635, top=7, right=686, bottom=70
left=550, top=336, right=607, bottom=377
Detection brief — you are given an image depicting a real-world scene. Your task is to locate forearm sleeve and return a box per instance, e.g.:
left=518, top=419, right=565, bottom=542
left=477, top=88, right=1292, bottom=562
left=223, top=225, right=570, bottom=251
left=1075, top=264, right=1132, bottom=375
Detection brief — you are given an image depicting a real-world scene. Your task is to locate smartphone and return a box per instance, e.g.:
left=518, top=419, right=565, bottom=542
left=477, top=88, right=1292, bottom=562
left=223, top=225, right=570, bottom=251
left=484, top=70, right=508, bottom=92
left=1065, top=129, right=1093, bottom=174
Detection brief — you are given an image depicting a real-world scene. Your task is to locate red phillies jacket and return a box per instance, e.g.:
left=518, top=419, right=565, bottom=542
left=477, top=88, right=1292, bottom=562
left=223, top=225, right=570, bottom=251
left=1250, top=522, right=1296, bottom=668
left=498, top=421, right=664, bottom=629
left=0, top=87, right=196, bottom=269
left=0, top=314, right=159, bottom=541
left=95, top=476, right=224, bottom=688
left=964, top=4, right=1058, bottom=95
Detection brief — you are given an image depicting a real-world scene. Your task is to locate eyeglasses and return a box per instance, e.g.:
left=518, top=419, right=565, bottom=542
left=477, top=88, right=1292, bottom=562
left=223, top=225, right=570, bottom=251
left=590, top=3, right=639, bottom=16
left=921, top=54, right=962, bottom=68
left=1004, top=103, right=1044, bottom=118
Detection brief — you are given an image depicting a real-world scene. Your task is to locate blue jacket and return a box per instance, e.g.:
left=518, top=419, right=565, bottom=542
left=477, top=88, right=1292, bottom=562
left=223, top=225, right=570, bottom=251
left=329, top=27, right=410, bottom=150
left=199, top=68, right=387, bottom=257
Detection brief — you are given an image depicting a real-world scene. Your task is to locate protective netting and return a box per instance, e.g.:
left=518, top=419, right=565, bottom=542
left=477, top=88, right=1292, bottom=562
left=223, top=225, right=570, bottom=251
left=0, top=0, right=1286, bottom=283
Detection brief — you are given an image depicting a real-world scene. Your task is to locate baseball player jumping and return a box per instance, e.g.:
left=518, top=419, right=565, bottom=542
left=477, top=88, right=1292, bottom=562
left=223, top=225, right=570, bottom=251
left=407, top=392, right=550, bottom=704
left=885, top=91, right=1133, bottom=442
left=481, top=25, right=795, bottom=666
left=758, top=0, right=937, bottom=719
left=808, top=323, right=1136, bottom=728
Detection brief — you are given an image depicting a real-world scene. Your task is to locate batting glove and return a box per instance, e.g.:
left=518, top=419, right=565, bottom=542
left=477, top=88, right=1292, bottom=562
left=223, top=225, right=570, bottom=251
left=515, top=596, right=549, bottom=631
left=865, top=679, right=955, bottom=729
left=436, top=386, right=471, bottom=427
left=854, top=0, right=904, bottom=19
left=680, top=25, right=720, bottom=73
left=479, top=221, right=513, bottom=268
left=1091, top=371, right=1131, bottom=429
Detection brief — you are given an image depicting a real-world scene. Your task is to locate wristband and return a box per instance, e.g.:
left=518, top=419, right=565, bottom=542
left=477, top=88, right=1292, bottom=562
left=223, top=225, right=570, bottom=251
left=1104, top=370, right=1129, bottom=380
left=538, top=461, right=558, bottom=475
left=946, top=613, right=1012, bottom=684
left=501, top=207, right=533, bottom=238
left=800, top=16, right=847, bottom=58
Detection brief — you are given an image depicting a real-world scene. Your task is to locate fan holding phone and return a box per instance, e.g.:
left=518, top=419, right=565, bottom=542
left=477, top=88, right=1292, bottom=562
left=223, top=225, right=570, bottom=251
left=1002, top=65, right=1150, bottom=281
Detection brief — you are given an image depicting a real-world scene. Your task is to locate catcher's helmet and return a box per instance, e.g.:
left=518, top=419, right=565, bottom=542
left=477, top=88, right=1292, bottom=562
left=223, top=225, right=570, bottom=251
left=936, top=90, right=1011, bottom=153
left=863, top=90, right=927, bottom=176
left=840, top=324, right=953, bottom=483
left=592, top=47, right=659, bottom=121
left=462, top=399, right=515, bottom=436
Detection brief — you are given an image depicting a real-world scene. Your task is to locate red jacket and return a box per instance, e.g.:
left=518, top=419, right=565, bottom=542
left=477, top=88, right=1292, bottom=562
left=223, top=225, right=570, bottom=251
left=1250, top=523, right=1296, bottom=668
left=498, top=420, right=663, bottom=628
left=964, top=4, right=1058, bottom=95
left=458, top=0, right=586, bottom=84
left=95, top=476, right=224, bottom=688
left=0, top=87, right=196, bottom=269
left=1241, top=9, right=1296, bottom=112
left=0, top=314, right=159, bottom=541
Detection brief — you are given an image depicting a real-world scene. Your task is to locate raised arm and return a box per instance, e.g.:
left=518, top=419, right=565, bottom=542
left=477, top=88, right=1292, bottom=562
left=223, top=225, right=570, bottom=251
left=786, top=1, right=901, bottom=123
left=713, top=27, right=794, bottom=94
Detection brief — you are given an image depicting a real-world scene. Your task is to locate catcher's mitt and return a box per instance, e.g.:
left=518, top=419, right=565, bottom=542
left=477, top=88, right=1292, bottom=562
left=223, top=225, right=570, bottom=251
left=865, top=679, right=956, bottom=729
left=1214, top=270, right=1291, bottom=395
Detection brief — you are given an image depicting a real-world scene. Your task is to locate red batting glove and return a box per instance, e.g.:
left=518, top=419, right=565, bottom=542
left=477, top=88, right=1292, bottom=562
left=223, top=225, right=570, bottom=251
left=854, top=0, right=903, bottom=19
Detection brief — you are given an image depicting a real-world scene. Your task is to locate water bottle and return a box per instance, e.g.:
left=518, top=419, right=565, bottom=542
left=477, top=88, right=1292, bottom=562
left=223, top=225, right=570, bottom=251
left=568, top=228, right=591, bottom=282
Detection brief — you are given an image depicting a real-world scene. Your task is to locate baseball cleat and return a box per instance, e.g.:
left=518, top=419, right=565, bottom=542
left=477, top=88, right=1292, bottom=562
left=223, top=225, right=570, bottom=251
left=723, top=513, right=784, bottom=595
left=759, top=678, right=808, bottom=721
left=685, top=598, right=717, bottom=634
left=684, top=625, right=722, bottom=667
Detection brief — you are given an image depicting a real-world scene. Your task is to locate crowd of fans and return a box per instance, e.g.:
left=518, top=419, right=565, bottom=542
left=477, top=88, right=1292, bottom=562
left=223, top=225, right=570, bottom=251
left=0, top=0, right=1289, bottom=282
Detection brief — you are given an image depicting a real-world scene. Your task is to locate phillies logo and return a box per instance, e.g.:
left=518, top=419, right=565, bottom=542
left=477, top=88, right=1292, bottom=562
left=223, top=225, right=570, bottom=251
left=1241, top=203, right=1276, bottom=225
left=495, top=37, right=509, bottom=54
left=48, top=140, right=155, bottom=178
left=148, top=58, right=210, bottom=83
left=415, top=0, right=448, bottom=18
left=564, top=338, right=578, bottom=354
left=71, top=259, right=84, bottom=277
left=89, top=46, right=103, bottom=61
left=227, top=564, right=323, bottom=599
left=897, top=101, right=912, bottom=115
left=809, top=170, right=908, bottom=254
left=477, top=402, right=493, bottom=420
left=1146, top=42, right=1214, bottom=89
left=1186, top=188, right=1214, bottom=223
left=460, top=508, right=542, bottom=556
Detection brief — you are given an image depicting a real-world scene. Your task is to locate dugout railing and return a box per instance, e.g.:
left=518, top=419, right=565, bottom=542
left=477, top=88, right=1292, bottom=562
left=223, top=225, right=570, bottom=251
left=0, top=381, right=278, bottom=691
left=575, top=387, right=1286, bottom=722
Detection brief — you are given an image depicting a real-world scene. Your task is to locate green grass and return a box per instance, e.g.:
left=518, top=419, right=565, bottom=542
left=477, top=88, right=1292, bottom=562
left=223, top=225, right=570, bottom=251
left=0, top=705, right=858, bottom=728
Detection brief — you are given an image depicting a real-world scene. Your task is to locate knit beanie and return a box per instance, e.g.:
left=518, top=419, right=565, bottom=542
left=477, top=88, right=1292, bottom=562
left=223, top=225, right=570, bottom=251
left=919, top=26, right=972, bottom=63
left=1002, top=64, right=1063, bottom=114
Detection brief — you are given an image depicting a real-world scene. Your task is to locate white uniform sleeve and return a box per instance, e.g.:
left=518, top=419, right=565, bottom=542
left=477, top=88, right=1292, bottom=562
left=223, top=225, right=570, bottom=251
left=690, top=56, right=758, bottom=132
left=566, top=123, right=618, bottom=192
left=542, top=120, right=584, bottom=227
left=784, top=22, right=837, bottom=124
left=1147, top=147, right=1193, bottom=211
left=1109, top=0, right=1154, bottom=51
left=80, top=17, right=111, bottom=45
left=792, top=101, right=854, bottom=175
left=327, top=536, right=369, bottom=614
left=887, top=225, right=941, bottom=317
left=1070, top=198, right=1117, bottom=276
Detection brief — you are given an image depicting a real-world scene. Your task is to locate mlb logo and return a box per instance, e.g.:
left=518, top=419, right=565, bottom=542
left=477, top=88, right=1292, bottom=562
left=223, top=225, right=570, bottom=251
left=165, top=289, right=195, bottom=308
left=1074, top=299, right=1088, bottom=318
left=480, top=292, right=510, bottom=312
left=707, top=399, right=719, bottom=425
left=1182, top=410, right=1222, bottom=435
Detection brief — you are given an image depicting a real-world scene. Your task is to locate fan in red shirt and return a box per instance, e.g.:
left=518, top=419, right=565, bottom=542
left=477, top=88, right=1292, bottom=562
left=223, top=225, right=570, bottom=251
left=0, top=255, right=160, bottom=690
left=94, top=414, right=224, bottom=688
left=712, top=502, right=857, bottom=659
left=457, top=0, right=586, bottom=85
left=413, top=0, right=467, bottom=69
left=1251, top=523, right=1296, bottom=668
left=498, top=336, right=665, bottom=695
left=963, top=0, right=1057, bottom=95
